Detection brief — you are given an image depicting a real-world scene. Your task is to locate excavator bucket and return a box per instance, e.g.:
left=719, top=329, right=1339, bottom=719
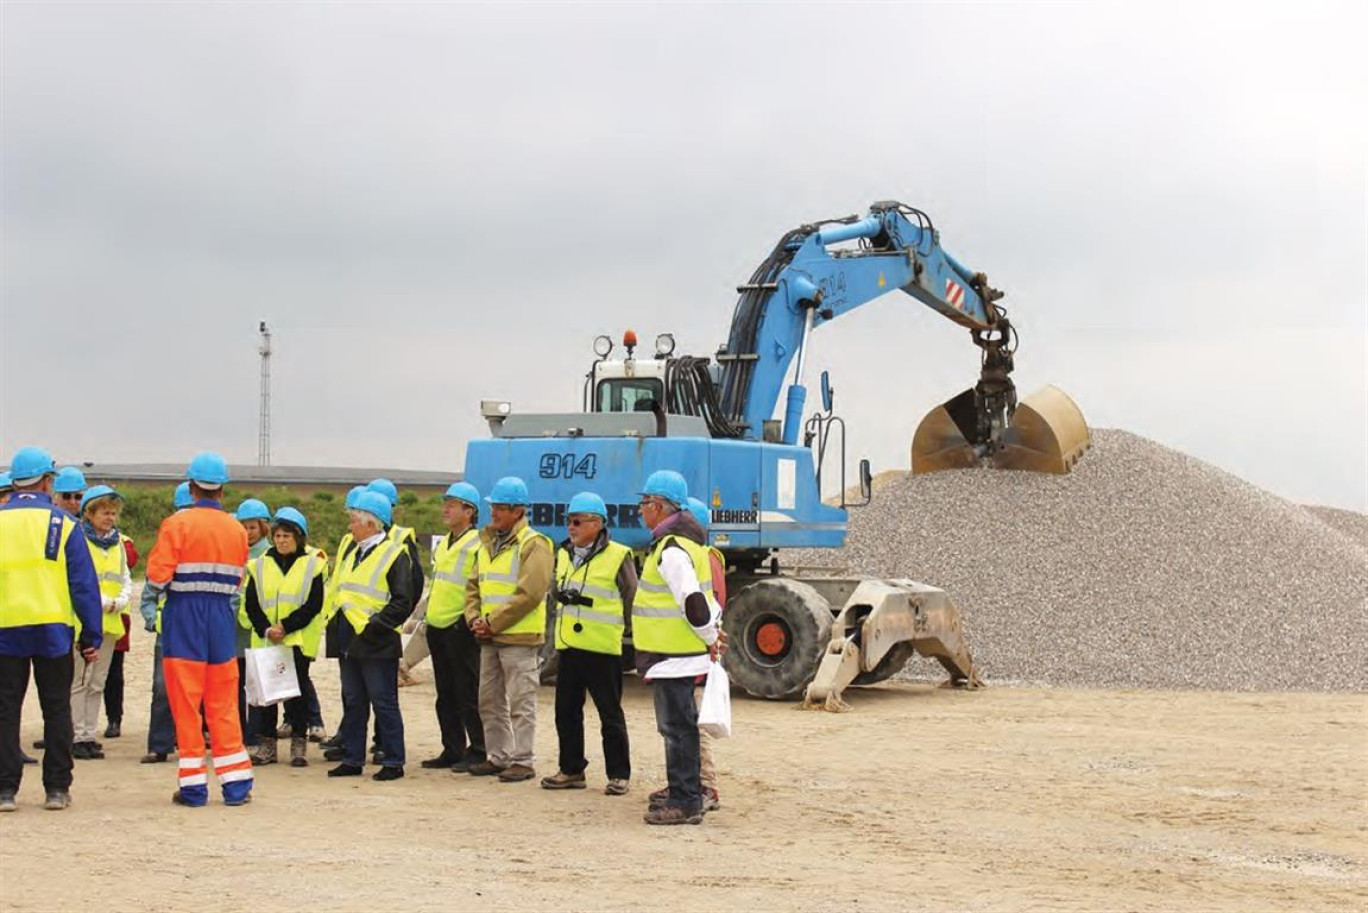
left=911, top=384, right=1090, bottom=474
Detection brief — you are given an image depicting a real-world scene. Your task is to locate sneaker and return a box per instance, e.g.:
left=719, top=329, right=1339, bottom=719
left=498, top=764, right=536, bottom=783
left=307, top=725, right=326, bottom=744
left=540, top=771, right=587, bottom=790
left=327, top=764, right=363, bottom=778
left=467, top=760, right=506, bottom=777
left=604, top=779, right=630, bottom=796
left=43, top=791, right=71, bottom=811
left=644, top=804, right=703, bottom=826
left=103, top=721, right=122, bottom=739
left=372, top=766, right=405, bottom=782
left=140, top=752, right=170, bottom=764
left=0, top=791, right=16, bottom=812
left=703, top=788, right=721, bottom=812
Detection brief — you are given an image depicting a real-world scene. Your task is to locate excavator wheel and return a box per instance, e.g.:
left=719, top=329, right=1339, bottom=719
left=912, top=384, right=1090, bottom=475
left=723, top=579, right=832, bottom=700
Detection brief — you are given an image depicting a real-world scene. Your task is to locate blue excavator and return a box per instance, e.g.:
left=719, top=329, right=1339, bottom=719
left=463, top=201, right=1089, bottom=708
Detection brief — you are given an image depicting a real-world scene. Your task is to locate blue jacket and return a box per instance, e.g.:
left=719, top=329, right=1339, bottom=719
left=0, top=492, right=104, bottom=658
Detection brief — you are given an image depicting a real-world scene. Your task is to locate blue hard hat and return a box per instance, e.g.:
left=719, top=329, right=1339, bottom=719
left=485, top=476, right=530, bottom=507
left=186, top=451, right=230, bottom=487
left=444, top=480, right=481, bottom=513
left=344, top=485, right=367, bottom=509
left=273, top=506, right=309, bottom=537
left=8, top=447, right=56, bottom=484
left=53, top=466, right=88, bottom=494
left=173, top=481, right=194, bottom=510
left=639, top=470, right=688, bottom=507
left=0, top=472, right=12, bottom=492
left=235, top=498, right=271, bottom=522
left=567, top=491, right=607, bottom=519
left=79, top=484, right=123, bottom=514
left=352, top=490, right=393, bottom=527
left=367, top=478, right=399, bottom=506
left=685, top=497, right=710, bottom=530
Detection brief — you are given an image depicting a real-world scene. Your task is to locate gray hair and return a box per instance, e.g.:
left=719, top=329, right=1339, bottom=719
left=348, top=508, right=385, bottom=533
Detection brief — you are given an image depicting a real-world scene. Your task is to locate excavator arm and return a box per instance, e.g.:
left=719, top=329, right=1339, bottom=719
left=716, top=200, right=1088, bottom=474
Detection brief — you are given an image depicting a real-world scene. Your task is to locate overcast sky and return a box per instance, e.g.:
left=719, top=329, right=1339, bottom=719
left=2, top=1, right=1364, bottom=510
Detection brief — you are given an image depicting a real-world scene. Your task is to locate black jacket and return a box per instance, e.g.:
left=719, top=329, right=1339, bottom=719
left=243, top=549, right=326, bottom=640
left=325, top=537, right=416, bottom=661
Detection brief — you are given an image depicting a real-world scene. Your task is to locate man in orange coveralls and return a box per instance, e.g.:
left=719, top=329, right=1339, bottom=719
left=145, top=452, right=252, bottom=807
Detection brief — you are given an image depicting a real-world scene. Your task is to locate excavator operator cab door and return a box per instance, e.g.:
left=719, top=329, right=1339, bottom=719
left=591, top=358, right=668, bottom=414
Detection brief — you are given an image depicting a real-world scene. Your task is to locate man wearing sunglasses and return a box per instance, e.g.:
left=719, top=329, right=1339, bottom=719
left=540, top=492, right=637, bottom=796
left=51, top=466, right=87, bottom=517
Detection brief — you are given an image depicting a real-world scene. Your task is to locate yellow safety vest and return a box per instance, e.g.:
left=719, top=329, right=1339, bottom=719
left=322, top=533, right=355, bottom=625
left=389, top=525, right=417, bottom=547
left=475, top=525, right=551, bottom=636
left=553, top=541, right=632, bottom=656
left=243, top=550, right=325, bottom=650
left=334, top=538, right=405, bottom=635
left=0, top=505, right=77, bottom=629
left=298, top=545, right=330, bottom=658
left=632, top=535, right=713, bottom=654
left=427, top=528, right=479, bottom=629
left=88, top=536, right=129, bottom=636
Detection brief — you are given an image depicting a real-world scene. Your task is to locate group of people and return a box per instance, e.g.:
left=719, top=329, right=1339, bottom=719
left=1, top=447, right=727, bottom=825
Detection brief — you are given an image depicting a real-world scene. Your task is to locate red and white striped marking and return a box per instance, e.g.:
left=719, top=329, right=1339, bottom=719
left=944, top=278, right=966, bottom=310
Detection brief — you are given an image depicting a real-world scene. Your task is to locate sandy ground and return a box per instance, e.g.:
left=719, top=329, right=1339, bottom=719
left=1, top=627, right=1364, bottom=912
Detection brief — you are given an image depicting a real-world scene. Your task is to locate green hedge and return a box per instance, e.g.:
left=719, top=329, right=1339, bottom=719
left=115, top=487, right=446, bottom=575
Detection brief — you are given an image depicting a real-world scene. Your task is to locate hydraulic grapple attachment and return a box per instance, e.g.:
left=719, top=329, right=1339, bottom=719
left=803, top=579, right=981, bottom=712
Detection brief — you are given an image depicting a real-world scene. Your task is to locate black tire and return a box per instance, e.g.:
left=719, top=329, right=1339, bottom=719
left=850, top=641, right=918, bottom=686
left=723, top=579, right=832, bottom=700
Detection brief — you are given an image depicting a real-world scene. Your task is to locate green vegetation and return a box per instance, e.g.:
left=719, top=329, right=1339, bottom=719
left=113, top=487, right=447, bottom=574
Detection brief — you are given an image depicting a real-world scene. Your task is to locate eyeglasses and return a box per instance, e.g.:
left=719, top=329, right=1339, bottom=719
left=56, top=493, right=81, bottom=500
left=568, top=517, right=601, bottom=527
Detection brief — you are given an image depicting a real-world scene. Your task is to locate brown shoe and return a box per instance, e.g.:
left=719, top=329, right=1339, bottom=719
left=290, top=736, right=308, bottom=768
left=644, top=804, right=703, bottom=826
left=497, top=764, right=536, bottom=782
left=249, top=740, right=277, bottom=766
left=540, top=771, right=587, bottom=790
left=467, top=760, right=506, bottom=777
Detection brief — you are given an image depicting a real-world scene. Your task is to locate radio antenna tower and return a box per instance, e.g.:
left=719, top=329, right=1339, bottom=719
left=258, top=321, right=272, bottom=466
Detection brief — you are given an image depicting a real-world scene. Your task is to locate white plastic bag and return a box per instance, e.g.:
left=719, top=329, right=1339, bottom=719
left=244, top=645, right=301, bottom=707
left=697, top=661, right=732, bottom=739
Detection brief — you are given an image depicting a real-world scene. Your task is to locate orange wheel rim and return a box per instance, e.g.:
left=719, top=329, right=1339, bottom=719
left=755, top=622, right=788, bottom=656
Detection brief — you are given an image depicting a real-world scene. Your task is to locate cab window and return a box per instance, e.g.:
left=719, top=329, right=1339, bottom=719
left=596, top=379, right=664, bottom=413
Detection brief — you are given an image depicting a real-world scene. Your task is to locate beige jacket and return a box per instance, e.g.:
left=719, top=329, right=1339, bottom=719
left=463, top=517, right=553, bottom=646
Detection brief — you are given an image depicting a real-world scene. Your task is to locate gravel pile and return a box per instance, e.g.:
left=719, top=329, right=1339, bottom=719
left=792, top=429, right=1367, bottom=692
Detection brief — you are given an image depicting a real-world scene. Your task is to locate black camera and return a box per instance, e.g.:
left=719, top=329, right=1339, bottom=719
left=555, top=589, right=594, bottom=607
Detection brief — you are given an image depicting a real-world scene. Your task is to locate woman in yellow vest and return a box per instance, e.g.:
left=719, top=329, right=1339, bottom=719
left=540, top=492, right=638, bottom=795
left=70, top=485, right=133, bottom=760
left=241, top=507, right=326, bottom=767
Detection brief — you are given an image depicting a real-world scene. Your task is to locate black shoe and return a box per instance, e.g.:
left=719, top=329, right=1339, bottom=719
left=327, top=764, right=363, bottom=778
left=78, top=742, right=105, bottom=760
left=323, top=747, right=346, bottom=762
left=103, top=722, right=122, bottom=739
left=466, top=760, right=506, bottom=777
left=420, top=754, right=457, bottom=769
left=140, top=752, right=169, bottom=764
left=371, top=749, right=386, bottom=765
left=319, top=735, right=341, bottom=750
left=20, top=751, right=38, bottom=766
left=372, top=766, right=404, bottom=782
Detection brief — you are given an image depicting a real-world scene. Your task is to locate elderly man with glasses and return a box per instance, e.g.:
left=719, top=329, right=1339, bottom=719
left=463, top=476, right=553, bottom=783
